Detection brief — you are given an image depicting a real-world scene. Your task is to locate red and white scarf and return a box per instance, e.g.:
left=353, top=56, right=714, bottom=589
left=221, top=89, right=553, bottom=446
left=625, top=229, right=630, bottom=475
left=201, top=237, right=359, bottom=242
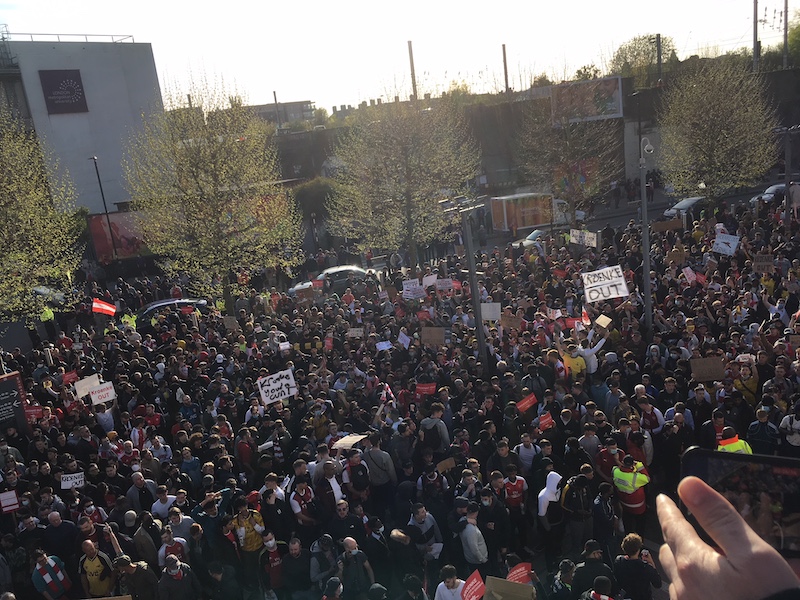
left=590, top=592, right=613, bottom=600
left=37, top=557, right=70, bottom=595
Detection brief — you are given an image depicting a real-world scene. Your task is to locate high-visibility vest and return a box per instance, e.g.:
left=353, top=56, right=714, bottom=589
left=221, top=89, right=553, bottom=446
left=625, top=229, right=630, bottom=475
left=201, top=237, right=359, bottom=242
left=718, top=436, right=753, bottom=454
left=612, top=464, right=649, bottom=494
left=40, top=307, right=54, bottom=322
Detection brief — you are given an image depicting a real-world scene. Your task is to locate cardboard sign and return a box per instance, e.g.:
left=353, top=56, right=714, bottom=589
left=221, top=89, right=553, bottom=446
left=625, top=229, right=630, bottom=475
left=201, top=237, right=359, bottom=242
left=296, top=287, right=315, bottom=303
left=60, top=471, right=85, bottom=490
left=422, top=274, right=438, bottom=289
left=436, top=457, right=456, bottom=473
left=24, top=405, right=43, bottom=421
left=398, top=331, right=411, bottom=349
left=481, top=302, right=501, bottom=321
left=332, top=434, right=367, bottom=450
left=690, top=357, right=727, bottom=382
left=376, top=341, right=393, bottom=351
left=506, top=562, right=532, bottom=584
left=0, top=490, right=19, bottom=514
left=581, top=266, right=629, bottom=303
left=753, top=255, right=775, bottom=274
left=436, top=278, right=454, bottom=290
left=257, top=369, right=298, bottom=405
left=666, top=248, right=687, bottom=265
left=222, top=316, right=240, bottom=331
left=484, top=576, right=533, bottom=600
left=386, top=286, right=398, bottom=300
left=346, top=328, right=364, bottom=339
left=420, top=327, right=446, bottom=346
left=516, top=392, right=538, bottom=413
left=712, top=233, right=740, bottom=256
left=89, top=382, right=117, bottom=406
left=539, top=412, right=555, bottom=430
left=652, top=218, right=683, bottom=232
left=74, top=374, right=101, bottom=399
left=62, top=371, right=79, bottom=385
left=682, top=267, right=696, bottom=283
left=501, top=314, right=523, bottom=330
left=595, top=314, right=613, bottom=329
left=416, top=382, right=437, bottom=396
left=462, top=570, right=485, bottom=600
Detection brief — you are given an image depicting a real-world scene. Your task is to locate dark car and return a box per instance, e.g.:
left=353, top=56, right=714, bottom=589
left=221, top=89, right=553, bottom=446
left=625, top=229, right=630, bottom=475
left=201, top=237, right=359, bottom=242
left=136, top=298, right=209, bottom=333
left=288, top=266, right=378, bottom=297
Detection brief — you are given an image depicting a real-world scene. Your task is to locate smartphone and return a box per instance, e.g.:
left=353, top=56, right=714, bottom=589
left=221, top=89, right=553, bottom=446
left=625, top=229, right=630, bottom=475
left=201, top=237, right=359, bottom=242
left=681, top=447, right=800, bottom=558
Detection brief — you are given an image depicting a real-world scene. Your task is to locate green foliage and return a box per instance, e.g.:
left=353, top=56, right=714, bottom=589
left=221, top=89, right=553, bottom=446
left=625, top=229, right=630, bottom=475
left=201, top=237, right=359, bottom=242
left=658, top=59, right=779, bottom=200
left=313, top=108, right=330, bottom=127
left=327, top=99, right=480, bottom=258
left=574, top=64, right=601, bottom=81
left=294, top=177, right=335, bottom=218
left=790, top=11, right=800, bottom=67
left=610, top=34, right=676, bottom=87
left=124, top=79, right=303, bottom=297
left=517, top=99, right=623, bottom=224
left=0, top=106, right=83, bottom=322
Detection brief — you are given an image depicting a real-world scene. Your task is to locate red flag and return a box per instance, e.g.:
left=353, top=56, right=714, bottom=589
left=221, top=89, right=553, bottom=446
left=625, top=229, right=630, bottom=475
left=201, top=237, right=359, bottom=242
left=416, top=382, right=437, bottom=396
left=517, top=392, right=538, bottom=413
left=92, top=299, right=116, bottom=316
left=581, top=307, right=591, bottom=325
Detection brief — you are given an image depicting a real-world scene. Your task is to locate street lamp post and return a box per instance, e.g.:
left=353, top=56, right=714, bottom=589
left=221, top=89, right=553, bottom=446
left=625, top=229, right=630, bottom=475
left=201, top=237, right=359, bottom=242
left=456, top=200, right=489, bottom=368
left=639, top=138, right=654, bottom=340
left=89, top=156, right=118, bottom=260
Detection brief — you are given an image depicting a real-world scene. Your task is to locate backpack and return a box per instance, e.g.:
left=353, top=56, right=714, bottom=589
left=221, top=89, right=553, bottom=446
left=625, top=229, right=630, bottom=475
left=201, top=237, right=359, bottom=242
left=421, top=421, right=442, bottom=451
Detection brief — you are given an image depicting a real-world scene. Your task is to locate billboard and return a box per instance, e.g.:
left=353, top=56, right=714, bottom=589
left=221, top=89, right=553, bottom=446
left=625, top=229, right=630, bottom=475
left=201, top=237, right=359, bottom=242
left=38, top=70, right=89, bottom=115
left=88, top=212, right=149, bottom=263
left=551, top=76, right=622, bottom=123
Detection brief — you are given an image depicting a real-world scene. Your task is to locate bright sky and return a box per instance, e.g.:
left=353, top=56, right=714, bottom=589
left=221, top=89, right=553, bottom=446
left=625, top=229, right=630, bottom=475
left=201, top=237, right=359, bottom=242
left=1, top=0, right=792, bottom=112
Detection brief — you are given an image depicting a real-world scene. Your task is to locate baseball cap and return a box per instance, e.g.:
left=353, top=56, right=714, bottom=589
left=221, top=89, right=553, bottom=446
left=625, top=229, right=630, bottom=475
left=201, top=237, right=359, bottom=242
left=113, top=554, right=132, bottom=568
left=581, top=539, right=601, bottom=558
left=124, top=510, right=137, bottom=527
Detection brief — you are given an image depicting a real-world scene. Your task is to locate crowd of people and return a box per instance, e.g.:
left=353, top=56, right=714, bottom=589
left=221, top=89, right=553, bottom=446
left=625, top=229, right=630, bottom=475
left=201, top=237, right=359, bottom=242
left=1, top=194, right=800, bottom=600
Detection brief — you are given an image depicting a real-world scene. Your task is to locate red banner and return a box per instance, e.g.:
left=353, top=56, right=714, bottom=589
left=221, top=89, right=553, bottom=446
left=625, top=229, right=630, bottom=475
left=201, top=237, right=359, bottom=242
left=461, top=569, right=485, bottom=600
left=695, top=272, right=707, bottom=285
left=324, top=337, right=333, bottom=351
left=312, top=279, right=324, bottom=289
left=506, top=562, right=532, bottom=584
left=565, top=318, right=579, bottom=330
left=539, top=412, right=555, bottom=430
left=553, top=269, right=567, bottom=280
left=25, top=406, right=43, bottom=421
left=416, top=383, right=437, bottom=396
left=516, top=393, right=538, bottom=414
left=180, top=305, right=195, bottom=315
left=92, top=298, right=116, bottom=316
left=417, top=311, right=431, bottom=321
left=62, top=371, right=79, bottom=385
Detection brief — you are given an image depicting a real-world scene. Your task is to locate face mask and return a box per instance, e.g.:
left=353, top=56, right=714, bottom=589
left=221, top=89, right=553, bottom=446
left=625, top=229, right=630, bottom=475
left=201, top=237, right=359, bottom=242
left=21, top=500, right=29, bottom=506
left=670, top=353, right=678, bottom=359
left=338, top=586, right=344, bottom=597
left=350, top=549, right=359, bottom=556
left=570, top=352, right=578, bottom=358
left=764, top=406, right=771, bottom=412
left=376, top=526, right=384, bottom=534
left=85, top=505, right=95, bottom=514
left=132, top=465, right=141, bottom=472
left=609, top=448, right=618, bottom=455
left=266, top=540, right=277, bottom=549
left=481, top=499, right=491, bottom=506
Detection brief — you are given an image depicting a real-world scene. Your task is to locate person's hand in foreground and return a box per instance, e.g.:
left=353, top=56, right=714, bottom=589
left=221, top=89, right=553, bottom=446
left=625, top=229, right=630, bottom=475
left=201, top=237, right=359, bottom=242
left=658, top=476, right=800, bottom=600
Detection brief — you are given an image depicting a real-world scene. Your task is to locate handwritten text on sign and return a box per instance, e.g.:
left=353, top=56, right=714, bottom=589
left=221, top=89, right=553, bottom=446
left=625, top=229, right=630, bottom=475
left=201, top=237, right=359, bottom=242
left=61, top=471, right=85, bottom=490
left=581, top=265, right=629, bottom=303
left=89, top=382, right=117, bottom=406
left=257, top=369, right=298, bottom=405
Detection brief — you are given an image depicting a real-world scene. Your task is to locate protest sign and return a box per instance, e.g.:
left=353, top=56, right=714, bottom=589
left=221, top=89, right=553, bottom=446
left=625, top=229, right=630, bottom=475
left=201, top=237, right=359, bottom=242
left=690, top=357, right=727, bottom=382
left=332, top=434, right=367, bottom=450
left=652, top=218, right=683, bottom=232
left=296, top=287, right=315, bottom=303
left=481, top=302, right=501, bottom=321
left=61, top=472, right=85, bottom=490
left=516, top=392, right=538, bottom=413
left=402, top=280, right=426, bottom=300
left=666, top=249, right=687, bottom=265
left=324, top=337, right=333, bottom=351
left=570, top=229, right=597, bottom=247
left=257, top=369, right=298, bottom=405
left=222, top=316, right=239, bottom=331
left=278, top=341, right=292, bottom=352
left=420, top=327, right=445, bottom=346
left=695, top=272, right=707, bottom=285
left=346, top=328, right=364, bottom=339
left=89, top=382, right=117, bottom=406
left=0, top=490, right=18, bottom=514
left=753, top=255, right=774, bottom=273
left=501, top=314, right=523, bottom=330
left=454, top=244, right=465, bottom=256
left=311, top=279, right=324, bottom=289
left=24, top=405, right=43, bottom=421
left=417, top=311, right=431, bottom=321
left=506, top=563, right=533, bottom=584
left=422, top=274, right=438, bottom=288
left=436, top=278, right=454, bottom=290
left=386, top=286, right=398, bottom=300
left=595, top=315, right=613, bottom=329
left=682, top=267, right=696, bottom=283
left=712, top=233, right=740, bottom=256
left=398, top=331, right=411, bottom=349
left=484, top=576, right=533, bottom=600
left=539, top=412, right=555, bottom=430
left=62, top=371, right=79, bottom=385
left=376, top=341, right=393, bottom=351
left=416, top=382, right=437, bottom=396
left=436, top=457, right=456, bottom=473
left=74, top=374, right=101, bottom=399
left=378, top=290, right=389, bottom=300
left=462, top=570, right=485, bottom=600
left=546, top=308, right=562, bottom=320
left=581, top=266, right=629, bottom=303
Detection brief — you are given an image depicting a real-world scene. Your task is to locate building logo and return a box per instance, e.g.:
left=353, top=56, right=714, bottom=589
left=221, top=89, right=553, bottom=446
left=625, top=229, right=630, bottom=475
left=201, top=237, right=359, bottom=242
left=38, top=69, right=89, bottom=114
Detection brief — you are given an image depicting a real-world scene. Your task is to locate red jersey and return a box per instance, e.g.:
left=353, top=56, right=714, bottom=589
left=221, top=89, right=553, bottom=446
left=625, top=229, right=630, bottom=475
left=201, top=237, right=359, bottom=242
left=502, top=476, right=528, bottom=508
left=263, top=548, right=284, bottom=589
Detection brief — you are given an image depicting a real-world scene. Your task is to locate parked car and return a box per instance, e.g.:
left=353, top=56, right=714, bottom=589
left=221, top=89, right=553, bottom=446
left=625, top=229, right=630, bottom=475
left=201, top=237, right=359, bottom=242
left=136, top=298, right=208, bottom=333
left=288, top=265, right=378, bottom=297
left=663, top=196, right=705, bottom=220
left=749, top=184, right=785, bottom=208
left=512, top=229, right=547, bottom=249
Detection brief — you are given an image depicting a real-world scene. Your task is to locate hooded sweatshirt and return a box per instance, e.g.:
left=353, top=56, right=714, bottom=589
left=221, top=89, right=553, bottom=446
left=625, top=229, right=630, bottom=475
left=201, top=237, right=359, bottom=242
left=538, top=471, right=563, bottom=517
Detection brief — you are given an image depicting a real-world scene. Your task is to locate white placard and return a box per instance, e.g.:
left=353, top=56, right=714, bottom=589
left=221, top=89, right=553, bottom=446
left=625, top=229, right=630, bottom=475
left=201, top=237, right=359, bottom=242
left=0, top=490, right=18, bottom=513
left=422, top=274, right=438, bottom=288
left=398, top=331, right=411, bottom=349
left=581, top=266, right=629, bottom=303
left=60, top=472, right=85, bottom=490
left=712, top=233, right=740, bottom=256
left=436, top=278, right=454, bottom=290
left=402, top=280, right=427, bottom=300
left=378, top=290, right=389, bottom=300
left=682, top=267, right=696, bottom=283
left=570, top=229, right=597, bottom=247
left=376, top=341, right=393, bottom=351
left=346, top=328, right=364, bottom=339
left=88, top=382, right=117, bottom=406
left=74, top=374, right=101, bottom=399
left=481, top=302, right=502, bottom=321
left=279, top=341, right=292, bottom=352
left=257, top=369, right=298, bottom=405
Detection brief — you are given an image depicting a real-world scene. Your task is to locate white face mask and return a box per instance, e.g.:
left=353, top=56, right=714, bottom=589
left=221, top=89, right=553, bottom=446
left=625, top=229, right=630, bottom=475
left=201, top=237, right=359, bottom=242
left=131, top=464, right=141, bottom=472
left=265, top=540, right=277, bottom=550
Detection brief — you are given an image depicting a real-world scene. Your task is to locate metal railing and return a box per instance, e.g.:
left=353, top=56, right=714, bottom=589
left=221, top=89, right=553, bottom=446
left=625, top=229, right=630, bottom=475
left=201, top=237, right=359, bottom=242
left=5, top=32, right=134, bottom=43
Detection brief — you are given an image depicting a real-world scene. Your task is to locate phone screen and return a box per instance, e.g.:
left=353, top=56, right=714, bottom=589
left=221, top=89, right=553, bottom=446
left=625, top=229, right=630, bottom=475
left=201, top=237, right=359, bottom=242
left=681, top=447, right=800, bottom=558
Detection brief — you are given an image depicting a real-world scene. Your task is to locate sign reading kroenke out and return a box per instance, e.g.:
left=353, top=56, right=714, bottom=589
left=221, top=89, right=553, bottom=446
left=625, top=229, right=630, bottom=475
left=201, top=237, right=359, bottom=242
left=257, top=369, right=298, bottom=405
left=581, top=266, right=629, bottom=303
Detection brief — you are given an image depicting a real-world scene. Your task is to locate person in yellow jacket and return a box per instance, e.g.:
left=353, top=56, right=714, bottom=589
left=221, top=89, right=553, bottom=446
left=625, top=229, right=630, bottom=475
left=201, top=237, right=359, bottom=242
left=233, top=495, right=266, bottom=591
left=612, top=455, right=650, bottom=534
left=717, top=426, right=753, bottom=454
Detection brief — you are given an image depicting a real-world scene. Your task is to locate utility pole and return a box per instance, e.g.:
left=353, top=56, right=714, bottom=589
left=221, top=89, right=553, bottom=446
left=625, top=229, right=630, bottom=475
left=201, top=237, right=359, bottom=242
left=458, top=200, right=488, bottom=368
left=502, top=44, right=510, bottom=96
left=784, top=0, right=790, bottom=69
left=89, top=156, right=118, bottom=260
left=754, top=0, right=760, bottom=72
left=656, top=34, right=663, bottom=82
left=273, top=91, right=281, bottom=128
left=408, top=41, right=418, bottom=101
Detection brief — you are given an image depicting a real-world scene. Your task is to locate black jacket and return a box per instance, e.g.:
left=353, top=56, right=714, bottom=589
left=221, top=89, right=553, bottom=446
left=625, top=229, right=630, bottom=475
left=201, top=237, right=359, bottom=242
left=572, top=557, right=617, bottom=597
left=613, top=555, right=661, bottom=600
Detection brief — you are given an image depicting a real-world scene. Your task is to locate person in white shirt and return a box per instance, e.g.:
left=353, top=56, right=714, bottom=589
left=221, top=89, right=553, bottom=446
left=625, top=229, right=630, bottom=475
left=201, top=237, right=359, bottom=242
left=513, top=433, right=541, bottom=476
left=434, top=565, right=464, bottom=600
left=151, top=485, right=176, bottom=521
